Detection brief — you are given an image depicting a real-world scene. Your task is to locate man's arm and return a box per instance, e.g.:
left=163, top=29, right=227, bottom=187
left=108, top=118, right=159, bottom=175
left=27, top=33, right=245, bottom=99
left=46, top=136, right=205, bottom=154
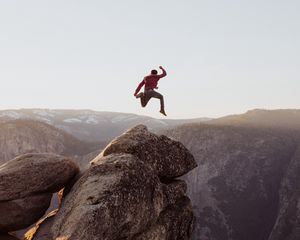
left=158, top=66, right=167, bottom=78
left=134, top=79, right=145, bottom=96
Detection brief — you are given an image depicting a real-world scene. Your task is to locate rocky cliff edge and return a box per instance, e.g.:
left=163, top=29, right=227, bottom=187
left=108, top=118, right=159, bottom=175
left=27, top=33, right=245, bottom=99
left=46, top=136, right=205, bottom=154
left=0, top=125, right=197, bottom=240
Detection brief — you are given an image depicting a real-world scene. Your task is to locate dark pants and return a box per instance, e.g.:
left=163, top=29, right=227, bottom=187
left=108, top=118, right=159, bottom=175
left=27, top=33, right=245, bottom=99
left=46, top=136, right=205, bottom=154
left=140, top=89, right=165, bottom=110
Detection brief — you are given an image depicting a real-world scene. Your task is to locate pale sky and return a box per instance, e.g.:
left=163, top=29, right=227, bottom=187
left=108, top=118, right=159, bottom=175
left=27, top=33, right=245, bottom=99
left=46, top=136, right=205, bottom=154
left=0, top=0, right=299, bottom=119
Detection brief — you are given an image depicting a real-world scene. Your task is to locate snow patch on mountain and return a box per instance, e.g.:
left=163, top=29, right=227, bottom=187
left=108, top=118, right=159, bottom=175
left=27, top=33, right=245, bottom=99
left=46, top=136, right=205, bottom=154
left=32, top=109, right=55, bottom=118
left=111, top=115, right=141, bottom=123
left=36, top=116, right=52, bottom=124
left=0, top=111, right=23, bottom=119
left=63, top=118, right=83, bottom=123
left=146, top=119, right=169, bottom=126
left=85, top=116, right=98, bottom=124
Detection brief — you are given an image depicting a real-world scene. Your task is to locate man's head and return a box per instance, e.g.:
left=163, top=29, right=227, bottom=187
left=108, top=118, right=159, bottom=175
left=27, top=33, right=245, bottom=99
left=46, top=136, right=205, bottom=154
left=151, top=69, right=158, bottom=75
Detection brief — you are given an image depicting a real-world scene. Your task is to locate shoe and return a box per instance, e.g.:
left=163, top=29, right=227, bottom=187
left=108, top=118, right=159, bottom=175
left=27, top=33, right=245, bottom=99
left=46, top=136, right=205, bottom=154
left=135, top=92, right=144, bottom=98
left=160, top=110, right=167, bottom=116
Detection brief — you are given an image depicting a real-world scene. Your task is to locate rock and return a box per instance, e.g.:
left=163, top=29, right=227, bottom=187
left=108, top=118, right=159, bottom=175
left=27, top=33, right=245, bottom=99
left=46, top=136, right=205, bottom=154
left=25, top=210, right=57, bottom=240
left=134, top=197, right=194, bottom=240
left=50, top=153, right=165, bottom=240
left=91, top=125, right=197, bottom=179
left=29, top=126, right=196, bottom=240
left=0, top=153, right=79, bottom=201
left=7, top=193, right=62, bottom=239
left=0, top=194, right=52, bottom=232
left=156, top=197, right=194, bottom=240
left=0, top=153, right=79, bottom=233
left=134, top=225, right=167, bottom=240
left=162, top=180, right=187, bottom=206
left=0, top=233, right=20, bottom=240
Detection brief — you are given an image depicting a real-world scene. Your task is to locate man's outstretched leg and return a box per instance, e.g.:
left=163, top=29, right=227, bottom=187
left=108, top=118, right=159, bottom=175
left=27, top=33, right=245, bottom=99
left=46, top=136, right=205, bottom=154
left=151, top=90, right=167, bottom=116
left=159, top=97, right=167, bottom=116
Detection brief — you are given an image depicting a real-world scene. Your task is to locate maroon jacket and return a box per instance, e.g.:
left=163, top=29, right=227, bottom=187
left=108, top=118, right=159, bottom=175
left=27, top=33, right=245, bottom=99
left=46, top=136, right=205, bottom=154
left=134, top=69, right=167, bottom=96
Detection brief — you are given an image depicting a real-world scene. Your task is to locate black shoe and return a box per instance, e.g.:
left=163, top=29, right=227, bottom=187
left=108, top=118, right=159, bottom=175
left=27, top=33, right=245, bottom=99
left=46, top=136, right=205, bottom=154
left=160, top=110, right=167, bottom=116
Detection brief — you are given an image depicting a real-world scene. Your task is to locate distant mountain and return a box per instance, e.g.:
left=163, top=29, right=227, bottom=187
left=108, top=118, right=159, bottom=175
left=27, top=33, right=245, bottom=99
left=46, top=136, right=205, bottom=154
left=164, top=110, right=300, bottom=240
left=210, top=109, right=300, bottom=129
left=0, top=109, right=211, bottom=142
left=0, top=119, right=99, bottom=165
left=73, top=149, right=102, bottom=170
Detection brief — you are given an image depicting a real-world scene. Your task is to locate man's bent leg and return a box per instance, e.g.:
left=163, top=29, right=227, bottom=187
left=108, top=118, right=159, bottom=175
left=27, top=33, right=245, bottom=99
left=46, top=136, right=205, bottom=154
left=135, top=92, right=144, bottom=99
left=140, top=92, right=151, bottom=107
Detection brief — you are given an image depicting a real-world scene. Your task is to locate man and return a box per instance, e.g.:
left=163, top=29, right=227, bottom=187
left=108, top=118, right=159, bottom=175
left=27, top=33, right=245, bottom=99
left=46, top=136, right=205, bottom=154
left=134, top=66, right=167, bottom=116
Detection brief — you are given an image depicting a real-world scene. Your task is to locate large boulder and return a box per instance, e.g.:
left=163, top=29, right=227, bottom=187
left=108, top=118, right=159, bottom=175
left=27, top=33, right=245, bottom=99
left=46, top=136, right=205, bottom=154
left=50, top=154, right=165, bottom=240
left=0, top=194, right=52, bottom=232
left=92, top=125, right=197, bottom=179
left=0, top=153, right=79, bottom=201
left=31, top=126, right=196, bottom=240
left=0, top=153, right=79, bottom=233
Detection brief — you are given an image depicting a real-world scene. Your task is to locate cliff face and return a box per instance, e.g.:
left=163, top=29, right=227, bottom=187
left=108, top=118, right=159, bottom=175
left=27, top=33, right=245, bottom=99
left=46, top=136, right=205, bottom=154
left=0, top=119, right=99, bottom=166
left=0, top=125, right=197, bottom=240
left=165, top=124, right=300, bottom=240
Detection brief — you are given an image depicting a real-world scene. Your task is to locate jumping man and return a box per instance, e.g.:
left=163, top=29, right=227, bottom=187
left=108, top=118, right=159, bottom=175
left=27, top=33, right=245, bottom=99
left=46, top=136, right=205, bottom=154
left=134, top=66, right=167, bottom=116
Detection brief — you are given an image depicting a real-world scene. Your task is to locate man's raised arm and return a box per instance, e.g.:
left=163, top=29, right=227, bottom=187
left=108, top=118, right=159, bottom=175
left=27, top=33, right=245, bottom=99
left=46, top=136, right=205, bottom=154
left=158, top=66, right=167, bottom=78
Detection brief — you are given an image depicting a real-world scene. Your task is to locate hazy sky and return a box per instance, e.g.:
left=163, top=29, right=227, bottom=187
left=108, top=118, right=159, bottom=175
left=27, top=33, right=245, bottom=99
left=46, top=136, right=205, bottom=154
left=0, top=1, right=299, bottom=119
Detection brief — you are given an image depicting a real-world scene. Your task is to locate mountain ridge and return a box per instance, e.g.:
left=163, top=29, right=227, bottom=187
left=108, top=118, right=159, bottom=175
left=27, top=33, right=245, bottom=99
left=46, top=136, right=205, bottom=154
left=209, top=108, right=300, bottom=129
left=0, top=108, right=211, bottom=142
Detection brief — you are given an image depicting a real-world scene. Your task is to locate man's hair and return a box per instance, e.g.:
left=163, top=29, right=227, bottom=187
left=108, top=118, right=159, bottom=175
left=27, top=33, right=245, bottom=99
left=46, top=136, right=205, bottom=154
left=151, top=69, right=158, bottom=75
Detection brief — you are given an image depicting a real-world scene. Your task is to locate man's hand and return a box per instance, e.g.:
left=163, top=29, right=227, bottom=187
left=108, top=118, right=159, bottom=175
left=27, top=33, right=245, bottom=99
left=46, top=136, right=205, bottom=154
left=134, top=93, right=137, bottom=97
left=158, top=66, right=167, bottom=77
